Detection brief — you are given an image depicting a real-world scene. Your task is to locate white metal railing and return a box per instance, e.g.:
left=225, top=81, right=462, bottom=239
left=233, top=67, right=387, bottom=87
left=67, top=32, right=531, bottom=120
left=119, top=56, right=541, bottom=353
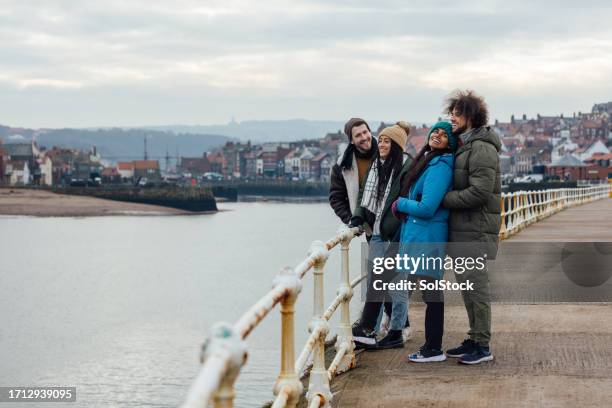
left=183, top=184, right=611, bottom=408
left=499, top=184, right=611, bottom=239
left=182, top=225, right=363, bottom=408
left=577, top=179, right=609, bottom=186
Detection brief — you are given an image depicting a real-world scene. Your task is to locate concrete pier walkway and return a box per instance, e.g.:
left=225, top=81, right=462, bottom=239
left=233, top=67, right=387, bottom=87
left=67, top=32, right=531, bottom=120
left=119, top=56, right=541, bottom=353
left=331, top=198, right=612, bottom=408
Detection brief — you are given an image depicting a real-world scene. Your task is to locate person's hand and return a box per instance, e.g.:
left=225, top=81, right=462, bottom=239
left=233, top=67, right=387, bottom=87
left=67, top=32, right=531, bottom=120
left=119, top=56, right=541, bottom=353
left=348, top=216, right=365, bottom=236
left=348, top=215, right=364, bottom=228
left=391, top=199, right=407, bottom=221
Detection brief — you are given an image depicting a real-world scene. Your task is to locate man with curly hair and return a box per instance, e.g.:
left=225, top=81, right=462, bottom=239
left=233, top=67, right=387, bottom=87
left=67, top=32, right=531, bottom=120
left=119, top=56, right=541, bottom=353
left=442, top=90, right=502, bottom=365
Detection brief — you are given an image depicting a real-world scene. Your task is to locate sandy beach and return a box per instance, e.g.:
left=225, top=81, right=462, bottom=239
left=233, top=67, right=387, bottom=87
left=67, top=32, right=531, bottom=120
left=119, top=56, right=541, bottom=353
left=0, top=188, right=194, bottom=217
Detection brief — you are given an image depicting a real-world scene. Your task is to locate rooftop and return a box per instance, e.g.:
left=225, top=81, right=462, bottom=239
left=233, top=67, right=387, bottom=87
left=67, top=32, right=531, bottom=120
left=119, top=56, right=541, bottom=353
left=311, top=152, right=330, bottom=161
left=117, top=162, right=134, bottom=170
left=132, top=160, right=159, bottom=170
left=549, top=154, right=585, bottom=167
left=586, top=152, right=612, bottom=161
left=3, top=142, right=34, bottom=157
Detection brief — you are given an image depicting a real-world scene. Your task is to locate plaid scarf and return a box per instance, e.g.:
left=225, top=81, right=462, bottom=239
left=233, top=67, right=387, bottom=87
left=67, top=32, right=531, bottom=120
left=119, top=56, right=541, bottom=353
left=360, top=159, right=393, bottom=221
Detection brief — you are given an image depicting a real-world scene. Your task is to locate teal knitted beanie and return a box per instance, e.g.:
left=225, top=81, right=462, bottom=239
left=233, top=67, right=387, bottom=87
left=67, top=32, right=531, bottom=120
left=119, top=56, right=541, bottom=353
left=428, top=121, right=457, bottom=151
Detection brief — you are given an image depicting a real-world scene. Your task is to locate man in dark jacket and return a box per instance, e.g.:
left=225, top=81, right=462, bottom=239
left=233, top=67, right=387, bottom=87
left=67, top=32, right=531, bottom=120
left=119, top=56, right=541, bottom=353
left=329, top=118, right=378, bottom=226
left=442, top=90, right=502, bottom=365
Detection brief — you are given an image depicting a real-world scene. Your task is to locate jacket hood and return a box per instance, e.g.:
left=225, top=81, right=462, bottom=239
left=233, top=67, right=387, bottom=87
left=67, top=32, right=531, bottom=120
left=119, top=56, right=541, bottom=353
left=464, top=126, right=501, bottom=153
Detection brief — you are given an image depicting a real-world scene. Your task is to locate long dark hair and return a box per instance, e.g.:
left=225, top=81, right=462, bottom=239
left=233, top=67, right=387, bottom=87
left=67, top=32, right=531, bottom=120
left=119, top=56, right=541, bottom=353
left=398, top=144, right=453, bottom=198
left=376, top=142, right=404, bottom=204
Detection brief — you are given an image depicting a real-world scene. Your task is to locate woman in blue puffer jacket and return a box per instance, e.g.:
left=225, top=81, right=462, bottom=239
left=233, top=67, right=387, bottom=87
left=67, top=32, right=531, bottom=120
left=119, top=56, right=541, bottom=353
left=391, top=121, right=458, bottom=362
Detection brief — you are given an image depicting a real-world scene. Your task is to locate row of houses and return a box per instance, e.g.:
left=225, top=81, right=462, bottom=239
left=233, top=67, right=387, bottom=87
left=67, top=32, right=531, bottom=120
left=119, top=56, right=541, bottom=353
left=0, top=138, right=164, bottom=187
left=0, top=141, right=106, bottom=186
left=177, top=140, right=334, bottom=182
left=168, top=103, right=612, bottom=184
left=191, top=104, right=612, bottom=183
left=111, top=161, right=161, bottom=183
left=492, top=102, right=612, bottom=181
left=0, top=139, right=52, bottom=186
left=176, top=122, right=434, bottom=182
left=176, top=144, right=334, bottom=182
left=2, top=100, right=611, bottom=186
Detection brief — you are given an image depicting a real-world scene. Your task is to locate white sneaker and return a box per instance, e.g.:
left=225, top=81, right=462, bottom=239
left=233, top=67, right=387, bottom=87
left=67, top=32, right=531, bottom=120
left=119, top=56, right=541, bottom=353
left=408, top=346, right=446, bottom=363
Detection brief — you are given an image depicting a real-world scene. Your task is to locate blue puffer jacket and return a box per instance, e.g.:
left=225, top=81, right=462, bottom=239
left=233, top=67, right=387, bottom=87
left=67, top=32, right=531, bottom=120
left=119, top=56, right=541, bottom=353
left=396, top=153, right=454, bottom=279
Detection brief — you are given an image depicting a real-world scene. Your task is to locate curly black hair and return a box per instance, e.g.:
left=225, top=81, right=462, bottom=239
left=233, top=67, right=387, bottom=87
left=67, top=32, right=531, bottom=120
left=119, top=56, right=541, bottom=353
left=445, top=90, right=489, bottom=128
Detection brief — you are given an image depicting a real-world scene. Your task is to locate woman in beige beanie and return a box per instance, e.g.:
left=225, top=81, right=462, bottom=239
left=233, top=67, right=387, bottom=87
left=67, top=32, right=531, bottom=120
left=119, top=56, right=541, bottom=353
left=349, top=121, right=413, bottom=349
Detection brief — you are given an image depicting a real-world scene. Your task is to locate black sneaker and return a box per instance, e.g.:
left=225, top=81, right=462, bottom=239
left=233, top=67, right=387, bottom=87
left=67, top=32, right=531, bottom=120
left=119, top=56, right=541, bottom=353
left=364, top=329, right=404, bottom=350
left=408, top=345, right=447, bottom=363
left=446, top=339, right=477, bottom=358
left=458, top=343, right=493, bottom=365
left=352, top=324, right=376, bottom=348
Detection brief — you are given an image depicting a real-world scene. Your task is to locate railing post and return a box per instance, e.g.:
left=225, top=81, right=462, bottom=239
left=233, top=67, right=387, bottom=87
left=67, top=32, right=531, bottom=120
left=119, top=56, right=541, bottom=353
left=507, top=193, right=515, bottom=235
left=334, top=226, right=356, bottom=374
left=518, top=192, right=525, bottom=230
left=518, top=192, right=524, bottom=228
left=307, top=241, right=332, bottom=408
left=526, top=191, right=533, bottom=224
left=273, top=267, right=304, bottom=408
left=201, top=323, right=248, bottom=408
left=499, top=194, right=507, bottom=238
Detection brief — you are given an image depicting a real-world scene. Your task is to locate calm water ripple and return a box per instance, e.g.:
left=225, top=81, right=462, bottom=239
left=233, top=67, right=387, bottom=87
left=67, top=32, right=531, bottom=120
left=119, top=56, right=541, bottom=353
left=0, top=202, right=364, bottom=407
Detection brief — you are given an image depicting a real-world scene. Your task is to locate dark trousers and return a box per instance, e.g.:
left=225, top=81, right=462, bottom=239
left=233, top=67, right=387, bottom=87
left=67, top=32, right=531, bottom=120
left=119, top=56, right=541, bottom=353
left=421, top=288, right=444, bottom=350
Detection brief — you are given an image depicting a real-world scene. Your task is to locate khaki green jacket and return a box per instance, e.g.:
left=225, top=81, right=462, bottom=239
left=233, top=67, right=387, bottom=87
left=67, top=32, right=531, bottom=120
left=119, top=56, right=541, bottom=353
left=442, top=127, right=502, bottom=259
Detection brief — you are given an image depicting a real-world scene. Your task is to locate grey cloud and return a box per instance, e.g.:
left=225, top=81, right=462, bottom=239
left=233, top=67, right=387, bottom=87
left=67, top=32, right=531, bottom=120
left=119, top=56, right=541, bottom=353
left=0, top=0, right=611, bottom=127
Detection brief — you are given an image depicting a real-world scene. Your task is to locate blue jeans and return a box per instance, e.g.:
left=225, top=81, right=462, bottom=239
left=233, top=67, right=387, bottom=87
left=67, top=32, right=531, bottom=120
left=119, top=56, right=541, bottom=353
left=389, top=275, right=409, bottom=331
left=368, top=235, right=408, bottom=331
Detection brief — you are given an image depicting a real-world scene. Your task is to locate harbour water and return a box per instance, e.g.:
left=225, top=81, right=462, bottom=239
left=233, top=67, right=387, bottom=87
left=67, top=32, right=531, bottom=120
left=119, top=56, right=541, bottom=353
left=0, top=202, right=365, bottom=407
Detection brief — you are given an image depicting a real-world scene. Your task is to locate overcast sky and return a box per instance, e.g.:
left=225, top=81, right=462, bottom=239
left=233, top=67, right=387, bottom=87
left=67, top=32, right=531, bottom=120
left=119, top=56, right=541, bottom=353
left=1, top=0, right=611, bottom=128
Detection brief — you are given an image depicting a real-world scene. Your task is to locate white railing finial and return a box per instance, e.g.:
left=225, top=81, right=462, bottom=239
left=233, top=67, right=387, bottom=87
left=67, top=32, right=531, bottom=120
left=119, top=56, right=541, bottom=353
left=183, top=323, right=247, bottom=408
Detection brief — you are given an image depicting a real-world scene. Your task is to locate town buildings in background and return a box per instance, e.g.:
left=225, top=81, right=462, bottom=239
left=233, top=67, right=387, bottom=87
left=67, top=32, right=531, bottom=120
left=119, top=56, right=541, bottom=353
left=1, top=101, right=611, bottom=187
left=493, top=102, right=612, bottom=182
left=177, top=102, right=612, bottom=183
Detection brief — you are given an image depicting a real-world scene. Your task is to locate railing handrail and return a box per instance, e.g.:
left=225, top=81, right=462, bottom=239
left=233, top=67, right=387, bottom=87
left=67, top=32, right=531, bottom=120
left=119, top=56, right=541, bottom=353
left=499, top=184, right=611, bottom=239
left=183, top=183, right=611, bottom=407
left=182, top=225, right=361, bottom=408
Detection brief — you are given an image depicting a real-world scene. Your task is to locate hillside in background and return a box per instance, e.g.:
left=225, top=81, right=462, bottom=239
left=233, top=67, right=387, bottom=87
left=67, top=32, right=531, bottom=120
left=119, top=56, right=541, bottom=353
left=145, top=119, right=349, bottom=143
left=0, top=118, right=404, bottom=163
left=0, top=125, right=233, bottom=163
